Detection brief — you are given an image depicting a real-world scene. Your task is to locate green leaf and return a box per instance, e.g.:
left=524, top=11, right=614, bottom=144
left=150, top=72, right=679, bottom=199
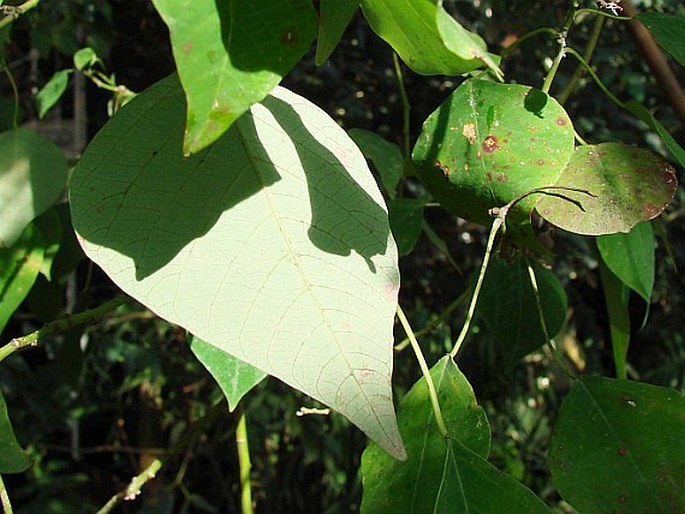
left=349, top=128, right=403, bottom=196
left=70, top=75, right=405, bottom=459
left=35, top=69, right=72, bottom=119
left=478, top=255, right=567, bottom=366
left=315, top=0, right=358, bottom=65
left=361, top=356, right=550, bottom=513
left=636, top=13, right=685, bottom=67
left=413, top=79, right=575, bottom=242
left=0, top=390, right=32, bottom=473
left=0, top=129, right=68, bottom=248
left=151, top=0, right=317, bottom=155
left=597, top=221, right=654, bottom=303
left=598, top=259, right=631, bottom=380
left=359, top=0, right=501, bottom=78
left=0, top=223, right=45, bottom=334
left=550, top=377, right=685, bottom=514
left=388, top=198, right=425, bottom=256
left=190, top=335, right=267, bottom=412
left=73, top=47, right=99, bottom=71
left=33, top=206, right=64, bottom=281
left=536, top=143, right=678, bottom=236
left=625, top=100, right=685, bottom=169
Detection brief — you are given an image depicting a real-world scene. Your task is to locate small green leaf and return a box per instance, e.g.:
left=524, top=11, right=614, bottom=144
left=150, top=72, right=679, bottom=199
left=349, top=128, right=403, bottom=196
left=598, top=259, right=631, bottom=380
left=0, top=390, right=32, bottom=473
left=478, top=255, right=567, bottom=366
left=413, top=79, right=575, bottom=242
left=33, top=207, right=64, bottom=281
left=536, top=143, right=678, bottom=235
left=151, top=0, right=317, bottom=155
left=550, top=377, right=685, bottom=514
left=0, top=129, right=68, bottom=248
left=597, top=221, right=654, bottom=303
left=190, top=335, right=266, bottom=412
left=636, top=13, right=685, bottom=67
left=359, top=0, right=501, bottom=78
left=35, top=69, right=72, bottom=119
left=70, top=75, right=404, bottom=459
left=388, top=197, right=425, bottom=256
left=0, top=223, right=45, bottom=334
left=315, top=0, right=358, bottom=65
left=625, top=100, right=685, bottom=170
left=361, top=356, right=550, bottom=513
left=73, top=47, right=99, bottom=71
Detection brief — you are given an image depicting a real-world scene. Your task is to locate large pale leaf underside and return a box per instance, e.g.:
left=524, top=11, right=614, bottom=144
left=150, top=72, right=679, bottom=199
left=69, top=76, right=405, bottom=459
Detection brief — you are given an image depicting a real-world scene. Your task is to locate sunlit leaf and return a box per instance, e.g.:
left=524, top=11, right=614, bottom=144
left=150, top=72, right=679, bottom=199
left=0, top=390, right=32, bottom=473
left=190, top=335, right=267, bottom=412
left=35, top=69, right=71, bottom=119
left=413, top=79, right=574, bottom=242
left=478, top=255, right=567, bottom=366
left=550, top=377, right=685, bottom=513
left=361, top=356, right=550, bottom=513
left=315, top=0, right=358, bottom=65
left=0, top=129, right=68, bottom=248
left=70, top=75, right=405, bottom=458
left=597, top=221, right=654, bottom=303
left=152, top=0, right=317, bottom=155
left=536, top=143, right=677, bottom=235
left=359, top=0, right=501, bottom=78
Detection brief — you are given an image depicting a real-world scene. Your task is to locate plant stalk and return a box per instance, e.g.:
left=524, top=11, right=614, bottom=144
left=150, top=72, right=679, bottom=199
left=396, top=306, right=448, bottom=438
left=0, top=0, right=41, bottom=30
left=392, top=52, right=411, bottom=162
left=236, top=408, right=254, bottom=514
left=0, top=474, right=12, bottom=514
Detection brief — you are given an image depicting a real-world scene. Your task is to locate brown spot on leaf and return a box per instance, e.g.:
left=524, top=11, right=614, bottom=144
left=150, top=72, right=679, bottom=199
left=483, top=135, right=499, bottom=153
left=463, top=122, right=477, bottom=143
left=642, top=203, right=660, bottom=218
left=536, top=159, right=545, bottom=166
left=435, top=160, right=450, bottom=177
left=182, top=41, right=193, bottom=54
left=281, top=28, right=299, bottom=47
left=496, top=172, right=507, bottom=182
left=556, top=116, right=567, bottom=126
left=618, top=446, right=628, bottom=456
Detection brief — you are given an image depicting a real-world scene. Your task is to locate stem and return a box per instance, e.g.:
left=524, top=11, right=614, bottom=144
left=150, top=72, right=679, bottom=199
left=1, top=60, right=20, bottom=129
left=500, top=27, right=557, bottom=60
left=95, top=458, right=163, bottom=514
left=541, top=4, right=579, bottom=94
left=235, top=408, right=253, bottom=514
left=0, top=0, right=41, bottom=30
left=394, top=288, right=470, bottom=352
left=392, top=52, right=411, bottom=163
left=564, top=47, right=626, bottom=109
left=0, top=474, right=12, bottom=514
left=526, top=262, right=576, bottom=380
left=396, top=306, right=448, bottom=438
left=576, top=8, right=631, bottom=21
left=0, top=296, right=129, bottom=363
left=557, top=15, right=605, bottom=105
left=449, top=209, right=506, bottom=359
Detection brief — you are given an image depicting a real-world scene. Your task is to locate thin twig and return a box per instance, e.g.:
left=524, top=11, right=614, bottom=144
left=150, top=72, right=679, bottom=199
left=0, top=474, right=13, bottom=514
left=236, top=408, right=254, bottom=514
left=0, top=0, right=41, bottom=30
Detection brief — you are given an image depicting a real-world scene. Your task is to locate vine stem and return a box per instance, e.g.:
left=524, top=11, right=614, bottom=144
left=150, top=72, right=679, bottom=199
left=0, top=296, right=129, bottom=363
left=541, top=3, right=579, bottom=94
left=0, top=474, right=12, bottom=514
left=449, top=207, right=507, bottom=359
left=1, top=60, right=20, bottom=129
left=392, top=52, right=411, bottom=163
left=95, top=459, right=162, bottom=514
left=396, top=306, right=448, bottom=438
left=0, top=0, right=41, bottom=29
left=526, top=261, right=576, bottom=380
left=235, top=407, right=254, bottom=514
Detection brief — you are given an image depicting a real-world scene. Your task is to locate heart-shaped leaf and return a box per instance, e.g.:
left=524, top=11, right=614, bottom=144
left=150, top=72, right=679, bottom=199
left=152, top=0, right=317, bottom=155
left=636, top=13, right=685, bottom=67
left=478, top=254, right=567, bottom=367
left=536, top=143, right=677, bottom=235
left=70, top=75, right=405, bottom=459
left=550, top=377, right=685, bottom=513
left=0, top=129, right=68, bottom=248
left=359, top=0, right=501, bottom=78
left=361, top=356, right=550, bottom=513
left=413, top=79, right=575, bottom=240
left=190, top=335, right=267, bottom=412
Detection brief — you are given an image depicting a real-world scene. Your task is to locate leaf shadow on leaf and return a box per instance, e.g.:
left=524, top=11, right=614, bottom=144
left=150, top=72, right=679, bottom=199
left=265, top=95, right=392, bottom=271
